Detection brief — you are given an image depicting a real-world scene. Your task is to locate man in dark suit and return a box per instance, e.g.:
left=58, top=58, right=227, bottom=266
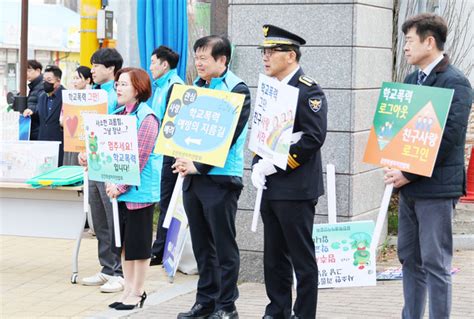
left=251, top=25, right=327, bottom=319
left=384, top=13, right=472, bottom=319
left=36, top=65, right=65, bottom=166
left=23, top=60, right=44, bottom=140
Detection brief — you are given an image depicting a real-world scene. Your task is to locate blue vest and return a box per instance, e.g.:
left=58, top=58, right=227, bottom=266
left=113, top=102, right=161, bottom=203
left=150, top=69, right=184, bottom=123
left=193, top=70, right=248, bottom=177
left=93, top=80, right=118, bottom=114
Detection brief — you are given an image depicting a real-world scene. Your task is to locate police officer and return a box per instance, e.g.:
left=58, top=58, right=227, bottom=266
left=251, top=25, right=328, bottom=319
left=173, top=35, right=251, bottom=319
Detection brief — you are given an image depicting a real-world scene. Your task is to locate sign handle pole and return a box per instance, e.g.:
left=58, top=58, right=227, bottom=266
left=83, top=170, right=89, bottom=214
left=112, top=198, right=121, bottom=247
left=163, top=174, right=184, bottom=229
left=327, top=164, right=337, bottom=224
left=251, top=188, right=263, bottom=232
left=372, top=183, right=393, bottom=256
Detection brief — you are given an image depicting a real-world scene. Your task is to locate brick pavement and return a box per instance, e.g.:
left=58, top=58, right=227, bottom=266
left=0, top=234, right=472, bottom=318
left=126, top=250, right=473, bottom=319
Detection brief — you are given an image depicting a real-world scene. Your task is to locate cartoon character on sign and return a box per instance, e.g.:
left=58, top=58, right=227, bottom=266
left=350, top=232, right=372, bottom=270
left=88, top=132, right=101, bottom=170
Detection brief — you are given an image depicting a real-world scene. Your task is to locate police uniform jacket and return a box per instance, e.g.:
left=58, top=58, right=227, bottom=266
left=253, top=68, right=327, bottom=200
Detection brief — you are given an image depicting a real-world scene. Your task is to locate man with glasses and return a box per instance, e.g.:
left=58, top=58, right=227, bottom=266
left=251, top=25, right=327, bottom=319
left=78, top=48, right=125, bottom=293
left=173, top=35, right=251, bottom=319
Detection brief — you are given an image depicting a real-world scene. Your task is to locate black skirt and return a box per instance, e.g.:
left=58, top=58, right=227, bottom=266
left=113, top=202, right=154, bottom=260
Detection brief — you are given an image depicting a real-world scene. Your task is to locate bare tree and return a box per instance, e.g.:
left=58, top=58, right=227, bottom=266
left=441, top=0, right=474, bottom=78
left=393, top=0, right=421, bottom=82
left=393, top=0, right=473, bottom=82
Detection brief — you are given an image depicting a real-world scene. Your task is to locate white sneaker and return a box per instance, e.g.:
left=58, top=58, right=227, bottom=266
left=100, top=276, right=124, bottom=293
left=81, top=272, right=112, bottom=286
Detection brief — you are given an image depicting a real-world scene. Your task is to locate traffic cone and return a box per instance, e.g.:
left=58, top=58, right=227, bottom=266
left=461, top=147, right=474, bottom=202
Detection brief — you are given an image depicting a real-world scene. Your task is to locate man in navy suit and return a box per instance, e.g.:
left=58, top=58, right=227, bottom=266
left=37, top=65, right=65, bottom=166
left=384, top=13, right=472, bottom=319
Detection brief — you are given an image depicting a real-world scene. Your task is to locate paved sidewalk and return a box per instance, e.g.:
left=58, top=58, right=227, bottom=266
left=127, top=250, right=473, bottom=319
left=0, top=233, right=472, bottom=318
left=0, top=234, right=197, bottom=318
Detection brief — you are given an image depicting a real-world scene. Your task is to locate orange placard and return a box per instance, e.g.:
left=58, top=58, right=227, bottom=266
left=62, top=90, right=108, bottom=152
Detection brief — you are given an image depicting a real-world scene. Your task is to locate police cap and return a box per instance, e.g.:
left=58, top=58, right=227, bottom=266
left=259, top=24, right=306, bottom=48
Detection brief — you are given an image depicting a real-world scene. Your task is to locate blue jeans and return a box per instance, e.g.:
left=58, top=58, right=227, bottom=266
left=398, top=192, right=456, bottom=319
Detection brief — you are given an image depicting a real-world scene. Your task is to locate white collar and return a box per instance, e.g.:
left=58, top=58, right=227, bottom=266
left=277, top=66, right=300, bottom=84
left=421, top=54, right=444, bottom=77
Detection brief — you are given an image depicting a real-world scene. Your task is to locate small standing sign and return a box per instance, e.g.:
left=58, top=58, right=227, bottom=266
left=313, top=221, right=376, bottom=288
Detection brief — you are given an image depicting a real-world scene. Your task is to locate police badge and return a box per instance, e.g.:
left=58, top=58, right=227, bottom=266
left=309, top=98, right=322, bottom=112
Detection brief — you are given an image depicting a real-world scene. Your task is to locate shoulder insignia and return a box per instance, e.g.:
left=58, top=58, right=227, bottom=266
left=287, top=154, right=300, bottom=169
left=299, top=75, right=317, bottom=87
left=309, top=97, right=322, bottom=113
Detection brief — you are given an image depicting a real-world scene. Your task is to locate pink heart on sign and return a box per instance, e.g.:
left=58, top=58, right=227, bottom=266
left=65, top=115, right=79, bottom=137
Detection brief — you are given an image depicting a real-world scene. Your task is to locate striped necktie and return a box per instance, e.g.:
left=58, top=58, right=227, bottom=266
left=417, top=70, right=427, bottom=85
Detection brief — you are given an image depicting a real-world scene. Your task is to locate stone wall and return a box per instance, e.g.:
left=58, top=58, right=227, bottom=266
left=228, top=0, right=394, bottom=282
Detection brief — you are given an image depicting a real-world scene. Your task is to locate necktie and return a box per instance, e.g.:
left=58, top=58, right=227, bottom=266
left=417, top=70, right=427, bottom=85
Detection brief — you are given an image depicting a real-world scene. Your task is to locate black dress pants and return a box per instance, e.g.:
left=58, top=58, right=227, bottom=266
left=261, top=199, right=318, bottom=319
left=182, top=175, right=241, bottom=312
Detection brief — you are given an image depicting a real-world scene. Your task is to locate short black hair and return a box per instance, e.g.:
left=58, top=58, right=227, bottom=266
left=193, top=35, right=232, bottom=66
left=27, top=60, right=42, bottom=71
left=278, top=44, right=302, bottom=62
left=402, top=13, right=447, bottom=51
left=44, top=65, right=62, bottom=80
left=76, top=65, right=93, bottom=83
left=90, top=48, right=123, bottom=75
left=152, top=45, right=179, bottom=69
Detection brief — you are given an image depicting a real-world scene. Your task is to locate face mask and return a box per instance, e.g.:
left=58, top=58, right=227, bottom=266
left=43, top=81, right=55, bottom=93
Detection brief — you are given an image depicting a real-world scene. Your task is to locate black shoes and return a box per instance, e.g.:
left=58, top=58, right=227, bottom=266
left=108, top=301, right=122, bottom=308
left=115, top=291, right=147, bottom=310
left=262, top=314, right=298, bottom=319
left=177, top=303, right=215, bottom=318
left=150, top=255, right=163, bottom=266
left=209, top=309, right=239, bottom=319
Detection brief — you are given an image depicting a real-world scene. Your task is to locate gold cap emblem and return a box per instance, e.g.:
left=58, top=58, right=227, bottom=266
left=263, top=26, right=269, bottom=37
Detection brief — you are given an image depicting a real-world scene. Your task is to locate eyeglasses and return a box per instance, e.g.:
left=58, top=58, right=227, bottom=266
left=260, top=48, right=292, bottom=57
left=114, top=81, right=131, bottom=89
left=193, top=55, right=211, bottom=63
